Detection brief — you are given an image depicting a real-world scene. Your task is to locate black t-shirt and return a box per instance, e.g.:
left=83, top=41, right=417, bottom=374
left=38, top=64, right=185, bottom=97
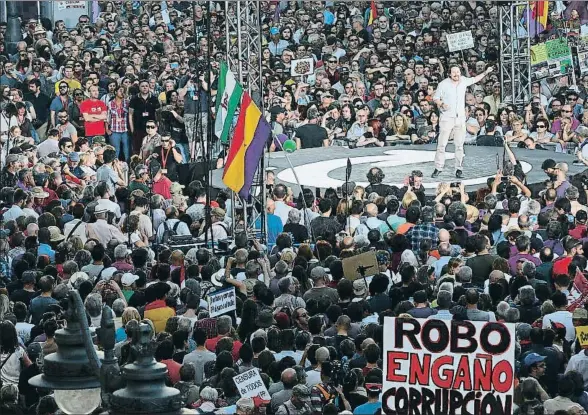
left=129, top=94, right=160, bottom=131
left=154, top=145, right=180, bottom=182
left=295, top=124, right=328, bottom=149
left=10, top=289, right=38, bottom=307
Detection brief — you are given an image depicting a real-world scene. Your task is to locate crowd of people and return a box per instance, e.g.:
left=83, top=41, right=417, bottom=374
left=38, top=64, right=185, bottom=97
left=3, top=1, right=588, bottom=415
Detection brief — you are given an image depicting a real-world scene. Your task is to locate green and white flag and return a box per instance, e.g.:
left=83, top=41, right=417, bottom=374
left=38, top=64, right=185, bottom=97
left=215, top=62, right=243, bottom=144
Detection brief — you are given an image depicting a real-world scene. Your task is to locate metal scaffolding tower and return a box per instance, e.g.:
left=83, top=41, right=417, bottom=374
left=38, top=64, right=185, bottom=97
left=224, top=1, right=266, bottom=242
left=499, top=2, right=532, bottom=106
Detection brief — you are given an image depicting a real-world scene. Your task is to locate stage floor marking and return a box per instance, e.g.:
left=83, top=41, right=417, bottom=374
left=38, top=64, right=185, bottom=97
left=276, top=149, right=532, bottom=189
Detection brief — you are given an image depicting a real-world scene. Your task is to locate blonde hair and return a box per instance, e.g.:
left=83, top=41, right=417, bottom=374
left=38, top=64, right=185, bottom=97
left=391, top=113, right=410, bottom=135
left=122, top=307, right=141, bottom=326
left=402, top=191, right=417, bottom=209
left=352, top=185, right=365, bottom=200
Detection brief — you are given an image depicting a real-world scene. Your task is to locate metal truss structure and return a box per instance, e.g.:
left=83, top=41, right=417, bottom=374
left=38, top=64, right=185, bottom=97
left=224, top=1, right=266, bottom=242
left=499, top=2, right=532, bottom=106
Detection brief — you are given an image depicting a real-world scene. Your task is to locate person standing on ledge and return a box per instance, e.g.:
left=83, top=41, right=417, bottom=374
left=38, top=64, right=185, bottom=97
left=431, top=64, right=494, bottom=179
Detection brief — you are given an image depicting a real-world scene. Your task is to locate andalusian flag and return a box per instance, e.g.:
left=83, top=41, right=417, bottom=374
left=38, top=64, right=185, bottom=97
left=215, top=62, right=243, bottom=144
left=222, top=93, right=271, bottom=198
left=367, top=0, right=377, bottom=26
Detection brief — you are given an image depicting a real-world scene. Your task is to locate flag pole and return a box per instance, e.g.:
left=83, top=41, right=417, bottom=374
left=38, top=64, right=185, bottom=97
left=272, top=140, right=315, bottom=243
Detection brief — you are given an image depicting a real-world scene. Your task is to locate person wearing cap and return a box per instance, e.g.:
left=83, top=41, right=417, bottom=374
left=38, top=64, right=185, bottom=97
left=573, top=307, right=588, bottom=327
left=353, top=370, right=383, bottom=415
left=294, top=107, right=329, bottom=149
left=199, top=206, right=229, bottom=241
left=276, top=384, right=312, bottom=415
left=268, top=27, right=289, bottom=56
left=303, top=266, right=339, bottom=304
left=86, top=200, right=126, bottom=247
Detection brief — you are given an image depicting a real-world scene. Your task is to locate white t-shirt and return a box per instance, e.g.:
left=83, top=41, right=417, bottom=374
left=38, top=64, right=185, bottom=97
left=543, top=310, right=575, bottom=342
left=0, top=346, right=25, bottom=385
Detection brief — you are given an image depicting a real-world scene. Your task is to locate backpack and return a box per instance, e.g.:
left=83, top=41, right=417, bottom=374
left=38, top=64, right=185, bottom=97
left=162, top=220, right=181, bottom=242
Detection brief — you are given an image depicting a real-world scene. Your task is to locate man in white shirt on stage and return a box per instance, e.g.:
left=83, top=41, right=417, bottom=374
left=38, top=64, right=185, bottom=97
left=431, top=64, right=494, bottom=179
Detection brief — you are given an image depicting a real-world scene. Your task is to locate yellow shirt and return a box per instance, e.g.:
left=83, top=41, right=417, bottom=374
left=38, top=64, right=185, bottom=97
left=55, top=79, right=82, bottom=95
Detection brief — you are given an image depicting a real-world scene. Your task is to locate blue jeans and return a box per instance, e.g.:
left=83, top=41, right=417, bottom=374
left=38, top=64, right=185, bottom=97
left=108, top=132, right=131, bottom=161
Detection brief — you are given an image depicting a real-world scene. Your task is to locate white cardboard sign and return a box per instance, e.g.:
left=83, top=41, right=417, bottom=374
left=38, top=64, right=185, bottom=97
left=382, top=317, right=515, bottom=414
left=446, top=31, right=475, bottom=52
left=233, top=368, right=270, bottom=400
left=207, top=287, right=236, bottom=318
left=291, top=58, right=314, bottom=76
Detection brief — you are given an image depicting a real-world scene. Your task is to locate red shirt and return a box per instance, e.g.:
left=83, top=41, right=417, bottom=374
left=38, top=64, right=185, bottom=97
left=161, top=359, right=181, bottom=384
left=80, top=99, right=107, bottom=136
left=153, top=175, right=172, bottom=200
left=205, top=335, right=243, bottom=361
left=553, top=256, right=573, bottom=279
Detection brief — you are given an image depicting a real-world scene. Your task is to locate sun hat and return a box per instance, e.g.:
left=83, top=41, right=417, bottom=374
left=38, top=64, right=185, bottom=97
left=255, top=309, right=277, bottom=328
left=48, top=226, right=65, bottom=242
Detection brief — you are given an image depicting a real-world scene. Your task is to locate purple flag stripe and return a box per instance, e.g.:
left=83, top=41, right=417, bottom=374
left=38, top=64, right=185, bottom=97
left=239, top=118, right=271, bottom=199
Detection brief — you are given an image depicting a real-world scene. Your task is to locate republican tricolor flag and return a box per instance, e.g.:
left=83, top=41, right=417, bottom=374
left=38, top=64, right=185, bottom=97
left=222, top=92, right=271, bottom=199
left=528, top=1, right=549, bottom=37
left=367, top=0, right=377, bottom=26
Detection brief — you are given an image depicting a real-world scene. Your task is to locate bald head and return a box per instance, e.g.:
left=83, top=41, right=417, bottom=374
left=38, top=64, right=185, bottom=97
left=366, top=203, right=378, bottom=218
left=438, top=229, right=450, bottom=243
left=281, top=368, right=298, bottom=388
left=341, top=236, right=354, bottom=249
left=489, top=270, right=505, bottom=283
left=361, top=338, right=375, bottom=351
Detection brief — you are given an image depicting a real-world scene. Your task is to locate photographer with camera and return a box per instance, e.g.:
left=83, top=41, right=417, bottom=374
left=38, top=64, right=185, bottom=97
left=310, top=360, right=351, bottom=414
left=476, top=115, right=503, bottom=146
left=525, top=96, right=548, bottom=129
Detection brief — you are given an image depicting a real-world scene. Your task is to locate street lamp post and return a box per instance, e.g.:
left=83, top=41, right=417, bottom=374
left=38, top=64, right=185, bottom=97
left=30, top=290, right=186, bottom=414
left=5, top=0, right=21, bottom=55
left=29, top=289, right=102, bottom=414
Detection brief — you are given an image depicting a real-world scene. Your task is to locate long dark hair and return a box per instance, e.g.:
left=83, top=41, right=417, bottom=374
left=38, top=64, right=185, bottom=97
left=0, top=320, right=19, bottom=354
left=237, top=299, right=258, bottom=343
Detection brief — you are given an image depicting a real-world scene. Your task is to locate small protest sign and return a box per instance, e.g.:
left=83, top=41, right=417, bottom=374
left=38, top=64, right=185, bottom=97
left=382, top=317, right=516, bottom=414
left=291, top=58, right=314, bottom=76
left=342, top=251, right=378, bottom=281
left=207, top=287, right=236, bottom=318
left=446, top=31, right=474, bottom=52
left=576, top=326, right=588, bottom=347
left=233, top=368, right=270, bottom=400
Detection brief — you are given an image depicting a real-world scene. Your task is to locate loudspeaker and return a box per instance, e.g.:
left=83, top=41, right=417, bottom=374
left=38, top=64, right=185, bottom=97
left=177, top=161, right=216, bottom=187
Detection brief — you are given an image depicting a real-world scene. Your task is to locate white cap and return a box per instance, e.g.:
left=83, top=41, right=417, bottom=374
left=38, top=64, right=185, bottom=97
left=121, top=273, right=139, bottom=286
left=101, top=267, right=118, bottom=281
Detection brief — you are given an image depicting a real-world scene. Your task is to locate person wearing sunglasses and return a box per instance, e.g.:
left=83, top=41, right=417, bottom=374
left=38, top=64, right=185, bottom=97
left=140, top=121, right=161, bottom=160
left=529, top=118, right=553, bottom=145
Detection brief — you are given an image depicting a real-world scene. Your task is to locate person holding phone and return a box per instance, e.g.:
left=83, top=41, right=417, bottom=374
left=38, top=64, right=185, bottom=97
left=432, top=64, right=494, bottom=178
